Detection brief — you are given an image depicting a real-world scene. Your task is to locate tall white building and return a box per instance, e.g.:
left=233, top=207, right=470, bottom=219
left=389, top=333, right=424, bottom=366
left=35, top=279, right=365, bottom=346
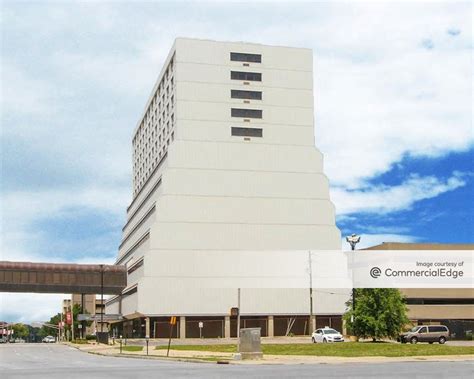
left=107, top=38, right=344, bottom=339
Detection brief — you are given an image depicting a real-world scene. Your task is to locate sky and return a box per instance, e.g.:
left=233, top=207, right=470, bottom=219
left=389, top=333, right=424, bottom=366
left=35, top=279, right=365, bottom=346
left=1, top=1, right=473, bottom=323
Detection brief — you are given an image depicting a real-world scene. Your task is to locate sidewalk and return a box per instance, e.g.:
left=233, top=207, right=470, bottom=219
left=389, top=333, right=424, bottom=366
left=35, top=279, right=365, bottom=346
left=71, top=343, right=474, bottom=365
left=113, top=336, right=313, bottom=346
left=109, top=336, right=474, bottom=347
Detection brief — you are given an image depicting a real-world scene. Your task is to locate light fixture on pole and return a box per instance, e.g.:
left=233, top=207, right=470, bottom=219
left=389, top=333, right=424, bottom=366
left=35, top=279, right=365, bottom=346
left=346, top=234, right=361, bottom=251
left=346, top=234, right=361, bottom=312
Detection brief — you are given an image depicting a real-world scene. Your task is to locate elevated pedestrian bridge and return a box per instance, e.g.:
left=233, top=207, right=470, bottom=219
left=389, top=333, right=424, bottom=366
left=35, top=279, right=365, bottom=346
left=0, top=261, right=126, bottom=295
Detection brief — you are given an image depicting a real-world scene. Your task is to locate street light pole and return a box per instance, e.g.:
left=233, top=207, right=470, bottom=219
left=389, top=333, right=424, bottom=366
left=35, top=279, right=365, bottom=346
left=345, top=234, right=361, bottom=312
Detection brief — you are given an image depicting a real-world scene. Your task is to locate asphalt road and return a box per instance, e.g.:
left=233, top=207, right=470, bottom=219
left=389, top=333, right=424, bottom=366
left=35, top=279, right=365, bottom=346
left=1, top=344, right=473, bottom=379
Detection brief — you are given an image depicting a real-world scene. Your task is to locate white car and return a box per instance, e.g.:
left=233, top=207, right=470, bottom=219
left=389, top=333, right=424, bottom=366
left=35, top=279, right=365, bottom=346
left=312, top=327, right=344, bottom=343
left=42, top=336, right=55, bottom=343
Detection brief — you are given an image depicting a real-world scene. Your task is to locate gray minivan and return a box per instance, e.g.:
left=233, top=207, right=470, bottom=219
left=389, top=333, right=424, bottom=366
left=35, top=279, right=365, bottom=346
left=399, top=325, right=450, bottom=344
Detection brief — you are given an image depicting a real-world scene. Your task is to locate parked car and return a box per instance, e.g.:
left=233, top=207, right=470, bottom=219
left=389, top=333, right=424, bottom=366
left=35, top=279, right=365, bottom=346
left=399, top=325, right=449, bottom=344
left=42, top=336, right=55, bottom=343
left=312, top=327, right=344, bottom=343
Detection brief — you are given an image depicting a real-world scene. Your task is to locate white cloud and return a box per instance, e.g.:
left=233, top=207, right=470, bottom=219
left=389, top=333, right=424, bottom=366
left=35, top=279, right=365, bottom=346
left=0, top=186, right=129, bottom=264
left=1, top=186, right=129, bottom=231
left=332, top=172, right=467, bottom=215
left=0, top=293, right=66, bottom=324
left=0, top=64, right=59, bottom=117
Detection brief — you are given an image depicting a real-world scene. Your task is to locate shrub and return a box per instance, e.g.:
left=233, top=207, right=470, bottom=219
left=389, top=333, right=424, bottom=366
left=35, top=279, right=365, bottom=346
left=71, top=339, right=89, bottom=344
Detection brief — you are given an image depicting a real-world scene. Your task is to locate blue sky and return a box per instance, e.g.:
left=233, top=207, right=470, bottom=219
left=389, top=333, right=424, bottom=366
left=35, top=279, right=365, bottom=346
left=1, top=1, right=472, bottom=322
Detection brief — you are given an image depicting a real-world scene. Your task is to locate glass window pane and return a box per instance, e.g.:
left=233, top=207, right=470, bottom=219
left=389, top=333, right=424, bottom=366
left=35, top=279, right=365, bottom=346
left=231, top=108, right=263, bottom=118
left=230, top=52, right=261, bottom=63
left=231, top=127, right=263, bottom=137
left=231, top=71, right=262, bottom=82
left=231, top=90, right=262, bottom=100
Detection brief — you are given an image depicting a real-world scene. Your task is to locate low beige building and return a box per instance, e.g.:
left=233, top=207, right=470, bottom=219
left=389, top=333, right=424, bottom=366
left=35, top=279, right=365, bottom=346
left=364, top=243, right=474, bottom=339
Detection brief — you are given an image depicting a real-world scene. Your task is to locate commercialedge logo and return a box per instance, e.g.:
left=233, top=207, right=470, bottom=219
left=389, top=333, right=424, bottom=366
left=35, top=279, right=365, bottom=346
left=370, top=267, right=381, bottom=278
left=370, top=266, right=464, bottom=279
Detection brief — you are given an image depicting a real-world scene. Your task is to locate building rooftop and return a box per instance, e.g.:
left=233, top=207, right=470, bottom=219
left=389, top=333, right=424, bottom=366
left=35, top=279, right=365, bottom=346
left=363, top=242, right=474, bottom=250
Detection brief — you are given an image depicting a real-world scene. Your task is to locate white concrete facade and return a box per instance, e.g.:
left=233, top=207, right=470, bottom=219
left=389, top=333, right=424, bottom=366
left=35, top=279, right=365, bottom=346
left=107, top=38, right=346, bottom=336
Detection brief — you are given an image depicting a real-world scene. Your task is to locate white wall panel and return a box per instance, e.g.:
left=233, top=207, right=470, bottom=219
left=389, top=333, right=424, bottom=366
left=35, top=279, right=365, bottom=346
left=162, top=168, right=332, bottom=199
left=155, top=196, right=336, bottom=225
left=167, top=141, right=322, bottom=171
left=149, top=223, right=340, bottom=250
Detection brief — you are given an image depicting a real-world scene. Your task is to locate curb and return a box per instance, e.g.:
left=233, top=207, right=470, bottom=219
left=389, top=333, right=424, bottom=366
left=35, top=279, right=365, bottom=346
left=85, top=350, right=229, bottom=364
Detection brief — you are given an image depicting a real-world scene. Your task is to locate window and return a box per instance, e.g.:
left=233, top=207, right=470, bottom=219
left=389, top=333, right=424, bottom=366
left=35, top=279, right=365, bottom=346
left=230, top=52, right=261, bottom=63
left=231, top=71, right=262, bottom=81
left=231, top=127, right=263, bottom=137
left=127, top=259, right=144, bottom=275
left=231, top=90, right=262, bottom=100
left=429, top=326, right=448, bottom=333
left=231, top=108, right=262, bottom=118
left=406, top=298, right=474, bottom=305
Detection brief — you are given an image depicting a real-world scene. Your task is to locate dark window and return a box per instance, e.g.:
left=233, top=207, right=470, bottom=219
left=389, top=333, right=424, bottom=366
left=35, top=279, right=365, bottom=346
left=231, top=108, right=262, bottom=118
left=230, top=52, right=261, bottom=63
left=406, top=298, right=474, bottom=305
left=418, top=327, right=427, bottom=334
left=123, top=286, right=138, bottom=296
left=231, top=127, right=263, bottom=137
left=231, top=71, right=262, bottom=81
left=231, top=90, right=262, bottom=100
left=429, top=326, right=448, bottom=333
left=127, top=259, right=144, bottom=275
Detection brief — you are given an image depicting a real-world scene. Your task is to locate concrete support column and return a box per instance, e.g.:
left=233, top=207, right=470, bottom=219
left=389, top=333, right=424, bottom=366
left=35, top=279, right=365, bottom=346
left=179, top=316, right=186, bottom=339
left=267, top=315, right=274, bottom=337
left=224, top=316, right=231, bottom=339
left=145, top=317, right=150, bottom=338
left=310, top=315, right=316, bottom=332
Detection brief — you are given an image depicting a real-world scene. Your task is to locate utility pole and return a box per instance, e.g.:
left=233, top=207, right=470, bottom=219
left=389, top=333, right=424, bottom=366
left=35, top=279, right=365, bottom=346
left=309, top=251, right=315, bottom=332
left=237, top=288, right=241, bottom=351
left=60, top=312, right=63, bottom=342
left=81, top=293, right=85, bottom=339
left=308, top=251, right=314, bottom=332
left=100, top=264, right=104, bottom=333
left=70, top=302, right=74, bottom=341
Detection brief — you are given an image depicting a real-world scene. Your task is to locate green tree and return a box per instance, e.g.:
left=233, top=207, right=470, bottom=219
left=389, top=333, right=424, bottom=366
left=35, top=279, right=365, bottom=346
left=12, top=323, right=29, bottom=339
left=344, top=288, right=409, bottom=341
left=39, top=313, right=62, bottom=338
left=39, top=303, right=92, bottom=341
left=65, top=303, right=92, bottom=339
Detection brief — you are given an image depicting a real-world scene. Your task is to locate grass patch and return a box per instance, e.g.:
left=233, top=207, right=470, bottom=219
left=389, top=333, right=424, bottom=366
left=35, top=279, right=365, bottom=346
left=156, top=343, right=474, bottom=357
left=119, top=345, right=143, bottom=352
left=71, top=339, right=89, bottom=344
